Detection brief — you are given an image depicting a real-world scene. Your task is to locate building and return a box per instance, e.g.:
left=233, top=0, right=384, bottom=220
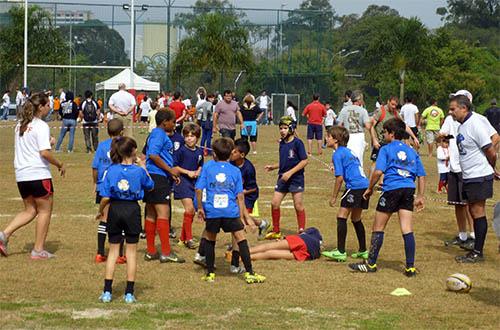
left=141, top=23, right=178, bottom=60
left=55, top=10, right=93, bottom=26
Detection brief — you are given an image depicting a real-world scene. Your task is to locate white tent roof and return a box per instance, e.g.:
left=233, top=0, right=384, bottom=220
left=95, top=69, right=160, bottom=91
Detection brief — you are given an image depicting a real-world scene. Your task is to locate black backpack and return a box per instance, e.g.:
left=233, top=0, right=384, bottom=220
left=83, top=100, right=97, bottom=122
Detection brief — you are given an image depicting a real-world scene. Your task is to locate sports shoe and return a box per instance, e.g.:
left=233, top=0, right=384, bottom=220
left=99, top=291, right=112, bottom=303
left=124, top=293, right=136, bottom=304
left=139, top=231, right=146, bottom=239
left=169, top=228, right=177, bottom=239
left=244, top=272, right=266, bottom=284
left=351, top=250, right=369, bottom=260
left=455, top=251, right=484, bottom=263
left=321, top=249, right=347, bottom=262
left=459, top=238, right=475, bottom=251
left=264, top=231, right=282, bottom=240
left=0, top=231, right=8, bottom=257
left=444, top=236, right=466, bottom=247
left=116, top=256, right=127, bottom=264
left=202, top=273, right=215, bottom=282
left=185, top=239, right=199, bottom=249
left=30, top=250, right=55, bottom=260
left=348, top=262, right=377, bottom=273
left=193, top=253, right=207, bottom=267
left=404, top=267, right=417, bottom=277
left=258, top=219, right=271, bottom=240
left=144, top=252, right=159, bottom=261
left=230, top=265, right=246, bottom=274
left=160, top=252, right=185, bottom=263
left=95, top=254, right=107, bottom=263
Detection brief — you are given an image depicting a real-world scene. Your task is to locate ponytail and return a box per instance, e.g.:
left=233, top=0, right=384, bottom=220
left=19, top=93, right=48, bottom=136
left=110, top=136, right=137, bottom=164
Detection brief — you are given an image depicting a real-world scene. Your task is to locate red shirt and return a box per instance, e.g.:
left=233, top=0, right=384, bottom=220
left=169, top=100, right=186, bottom=120
left=302, top=101, right=326, bottom=125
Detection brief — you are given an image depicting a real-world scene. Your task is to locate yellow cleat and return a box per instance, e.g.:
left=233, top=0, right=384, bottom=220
left=264, top=231, right=282, bottom=240
left=201, top=273, right=215, bottom=282
left=244, top=272, right=266, bottom=284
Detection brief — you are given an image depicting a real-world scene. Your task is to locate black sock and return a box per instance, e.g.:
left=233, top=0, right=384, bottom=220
left=473, top=216, right=487, bottom=254
left=97, top=221, right=107, bottom=255
left=237, top=240, right=253, bottom=274
left=337, top=217, right=347, bottom=253
left=205, top=240, right=216, bottom=274
left=103, top=279, right=113, bottom=293
left=352, top=220, right=366, bottom=252
left=368, top=231, right=384, bottom=266
left=125, top=281, right=135, bottom=295
left=119, top=238, right=124, bottom=257
left=402, top=232, right=416, bottom=268
left=198, top=237, right=207, bottom=257
left=231, top=250, right=240, bottom=267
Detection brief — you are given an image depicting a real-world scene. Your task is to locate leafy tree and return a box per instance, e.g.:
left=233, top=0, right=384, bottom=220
left=436, top=0, right=499, bottom=28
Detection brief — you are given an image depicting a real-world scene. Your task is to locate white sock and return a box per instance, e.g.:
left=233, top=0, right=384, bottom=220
left=469, top=232, right=475, bottom=240
left=458, top=232, right=468, bottom=241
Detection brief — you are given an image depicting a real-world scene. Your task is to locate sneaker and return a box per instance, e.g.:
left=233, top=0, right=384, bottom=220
left=169, top=228, right=177, bottom=239
left=244, top=272, right=266, bottom=284
left=459, top=238, right=475, bottom=251
left=193, top=253, right=207, bottom=268
left=455, top=251, right=484, bottom=263
left=351, top=250, right=369, bottom=260
left=321, top=144, right=326, bottom=149
left=348, top=262, right=377, bottom=273
left=264, top=231, right=282, bottom=240
left=202, top=273, right=216, bottom=282
left=30, top=250, right=55, bottom=260
left=258, top=219, right=271, bottom=240
left=185, top=239, right=199, bottom=249
left=116, top=256, right=127, bottom=264
left=444, top=236, right=466, bottom=247
left=321, top=249, right=347, bottom=262
left=230, top=265, right=246, bottom=274
left=123, top=293, right=136, bottom=304
left=404, top=267, right=417, bottom=277
left=99, top=291, right=112, bottom=303
left=0, top=231, right=8, bottom=257
left=139, top=231, right=146, bottom=239
left=160, top=252, right=185, bottom=263
left=144, top=252, right=159, bottom=261
left=95, top=254, right=107, bottom=263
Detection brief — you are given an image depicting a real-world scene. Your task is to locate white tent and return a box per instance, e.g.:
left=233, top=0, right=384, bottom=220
left=95, top=69, right=160, bottom=91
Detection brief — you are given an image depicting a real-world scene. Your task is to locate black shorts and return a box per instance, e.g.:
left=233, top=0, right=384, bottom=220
left=463, top=177, right=494, bottom=203
left=140, top=116, right=148, bottom=123
left=410, top=127, right=418, bottom=138
left=241, top=134, right=258, bottom=142
left=376, top=188, right=415, bottom=213
left=370, top=144, right=386, bottom=162
left=143, top=174, right=172, bottom=204
left=205, top=217, right=244, bottom=234
left=95, top=191, right=102, bottom=204
left=17, top=179, right=54, bottom=199
left=107, top=200, right=141, bottom=244
left=220, top=128, right=236, bottom=140
left=275, top=174, right=305, bottom=193
left=340, top=188, right=369, bottom=209
left=447, top=172, right=467, bottom=205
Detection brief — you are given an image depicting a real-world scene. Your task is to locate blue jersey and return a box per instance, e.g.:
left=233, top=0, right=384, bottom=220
left=195, top=160, right=243, bottom=219
left=92, top=138, right=113, bottom=191
left=376, top=141, right=426, bottom=191
left=169, top=131, right=184, bottom=154
left=332, top=146, right=368, bottom=190
left=146, top=127, right=174, bottom=177
left=174, top=144, right=204, bottom=181
left=279, top=137, right=308, bottom=176
left=100, top=164, right=154, bottom=200
left=299, top=227, right=323, bottom=260
left=231, top=159, right=259, bottom=209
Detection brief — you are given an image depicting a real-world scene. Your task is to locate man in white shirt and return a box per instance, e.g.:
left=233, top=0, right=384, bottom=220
left=108, top=83, right=136, bottom=137
left=1, top=90, right=10, bottom=120
left=16, top=88, right=27, bottom=118
left=400, top=96, right=419, bottom=147
left=256, top=90, right=272, bottom=125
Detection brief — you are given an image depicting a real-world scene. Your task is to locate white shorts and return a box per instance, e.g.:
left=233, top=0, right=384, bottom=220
left=347, top=132, right=366, bottom=167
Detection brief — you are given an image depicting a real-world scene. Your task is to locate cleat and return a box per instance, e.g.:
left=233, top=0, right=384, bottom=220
left=444, top=236, right=466, bottom=247
left=0, top=231, right=8, bottom=257
left=30, top=250, right=55, bottom=260
left=258, top=219, right=271, bottom=240
left=244, top=272, right=266, bottom=284
left=123, top=293, right=136, bottom=304
left=404, top=267, right=417, bottom=277
left=264, top=231, right=282, bottom=240
left=116, top=256, right=127, bottom=264
left=321, top=249, right=347, bottom=262
left=202, top=273, right=215, bottom=282
left=95, top=254, right=107, bottom=263
left=169, top=228, right=177, bottom=239
left=139, top=231, right=146, bottom=239
left=99, top=291, right=112, bottom=303
left=193, top=253, right=207, bottom=267
left=459, top=238, right=475, bottom=251
left=160, top=252, right=185, bottom=263
left=144, top=252, right=159, bottom=261
left=455, top=251, right=484, bottom=263
left=230, top=265, right=246, bottom=274
left=351, top=250, right=369, bottom=260
left=185, top=239, right=199, bottom=249
left=348, top=261, right=377, bottom=273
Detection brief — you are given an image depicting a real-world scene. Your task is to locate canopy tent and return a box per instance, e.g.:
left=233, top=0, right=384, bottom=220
left=95, top=69, right=160, bottom=92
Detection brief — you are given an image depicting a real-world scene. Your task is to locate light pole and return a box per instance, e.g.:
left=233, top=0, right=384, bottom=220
left=164, top=0, right=175, bottom=91
left=123, top=3, right=148, bottom=88
left=23, top=0, right=28, bottom=88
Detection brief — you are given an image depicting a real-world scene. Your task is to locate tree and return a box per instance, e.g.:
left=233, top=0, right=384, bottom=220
left=436, top=0, right=499, bottom=28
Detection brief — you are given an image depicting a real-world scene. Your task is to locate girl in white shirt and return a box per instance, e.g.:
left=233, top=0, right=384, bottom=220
left=0, top=93, right=66, bottom=260
left=436, top=136, right=450, bottom=193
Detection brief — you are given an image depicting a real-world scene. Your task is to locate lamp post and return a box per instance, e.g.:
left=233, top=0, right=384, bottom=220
left=164, top=0, right=175, bottom=91
left=123, top=2, right=148, bottom=88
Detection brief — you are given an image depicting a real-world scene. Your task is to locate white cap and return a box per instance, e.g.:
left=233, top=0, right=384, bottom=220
left=449, top=90, right=472, bottom=103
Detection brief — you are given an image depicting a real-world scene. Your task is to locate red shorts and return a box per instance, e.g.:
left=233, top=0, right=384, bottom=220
left=285, top=235, right=310, bottom=261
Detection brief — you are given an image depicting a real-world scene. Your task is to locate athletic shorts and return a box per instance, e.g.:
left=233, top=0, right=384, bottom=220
left=340, top=188, right=369, bottom=209
left=463, top=177, right=494, bottom=203
left=275, top=174, right=305, bottom=193
left=447, top=172, right=467, bottom=205
left=143, top=174, right=172, bottom=204
left=17, top=179, right=53, bottom=199
left=174, top=176, right=195, bottom=200
left=205, top=217, right=244, bottom=234
left=107, top=200, right=141, bottom=244
left=425, top=130, right=438, bottom=144
left=307, top=124, right=323, bottom=140
left=370, top=144, right=386, bottom=162
left=376, top=188, right=415, bottom=213
left=285, top=235, right=310, bottom=261
left=241, top=121, right=257, bottom=137
left=220, top=128, right=236, bottom=140
left=245, top=197, right=257, bottom=210
left=410, top=127, right=418, bottom=138
left=439, top=173, right=448, bottom=183
left=95, top=191, right=102, bottom=204
left=241, top=134, right=258, bottom=142
left=140, top=116, right=148, bottom=123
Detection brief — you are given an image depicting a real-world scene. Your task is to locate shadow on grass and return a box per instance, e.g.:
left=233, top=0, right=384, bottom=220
left=22, top=240, right=61, bottom=253
left=469, top=284, right=500, bottom=307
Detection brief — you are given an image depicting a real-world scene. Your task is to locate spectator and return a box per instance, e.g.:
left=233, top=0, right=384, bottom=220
left=1, top=90, right=10, bottom=120
left=197, top=93, right=216, bottom=155
left=286, top=100, right=297, bottom=123
left=400, top=96, right=420, bottom=149
left=256, top=90, right=272, bottom=125
left=169, top=91, right=187, bottom=134
left=108, top=83, right=136, bottom=137
left=322, top=101, right=336, bottom=148
left=45, top=90, right=54, bottom=122
left=343, top=90, right=353, bottom=107
left=139, top=95, right=152, bottom=131
left=55, top=91, right=79, bottom=153
left=53, top=97, right=61, bottom=120
left=240, top=94, right=263, bottom=154
left=419, top=98, right=445, bottom=157
left=213, top=89, right=243, bottom=140
left=302, top=93, right=327, bottom=155
left=80, top=90, right=100, bottom=153
left=16, top=87, right=27, bottom=118
left=484, top=98, right=500, bottom=134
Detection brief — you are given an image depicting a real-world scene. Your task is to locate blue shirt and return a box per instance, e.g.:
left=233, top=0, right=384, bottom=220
left=279, top=137, right=308, bottom=176
left=146, top=127, right=174, bottom=177
left=376, top=141, right=426, bottom=191
left=332, top=146, right=368, bottom=190
left=174, top=144, right=204, bottom=181
left=169, top=131, right=184, bottom=154
left=298, top=227, right=323, bottom=260
left=100, top=164, right=154, bottom=200
left=231, top=158, right=259, bottom=208
left=92, top=138, right=113, bottom=191
left=195, top=160, right=243, bottom=219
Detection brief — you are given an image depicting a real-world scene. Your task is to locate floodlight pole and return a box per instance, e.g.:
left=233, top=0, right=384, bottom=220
left=130, top=0, right=135, bottom=89
left=23, top=0, right=28, bottom=88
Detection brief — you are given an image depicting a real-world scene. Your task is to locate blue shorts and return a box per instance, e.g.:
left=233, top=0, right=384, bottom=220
left=275, top=174, right=305, bottom=193
left=174, top=176, right=195, bottom=200
left=245, top=197, right=257, bottom=210
left=307, top=124, right=323, bottom=140
left=242, top=121, right=257, bottom=137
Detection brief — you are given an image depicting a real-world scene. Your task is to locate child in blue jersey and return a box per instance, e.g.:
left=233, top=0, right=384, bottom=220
left=349, top=118, right=425, bottom=277
left=91, top=119, right=125, bottom=263
left=143, top=110, right=184, bottom=263
left=173, top=123, right=203, bottom=249
left=97, top=136, right=154, bottom=304
left=322, top=126, right=369, bottom=262
left=195, top=137, right=266, bottom=284
left=265, top=116, right=308, bottom=239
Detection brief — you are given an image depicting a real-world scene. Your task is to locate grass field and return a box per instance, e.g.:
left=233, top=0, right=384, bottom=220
left=0, top=121, right=499, bottom=329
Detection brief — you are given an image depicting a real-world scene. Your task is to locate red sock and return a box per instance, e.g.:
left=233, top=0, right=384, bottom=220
left=296, top=209, right=306, bottom=232
left=182, top=212, right=194, bottom=241
left=156, top=218, right=171, bottom=255
left=145, top=219, right=157, bottom=254
left=272, top=208, right=280, bottom=233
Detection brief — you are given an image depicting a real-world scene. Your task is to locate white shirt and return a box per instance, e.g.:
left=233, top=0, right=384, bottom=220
left=325, top=109, right=336, bottom=126
left=258, top=96, right=269, bottom=109
left=436, top=146, right=450, bottom=174
left=400, top=103, right=419, bottom=127
left=439, top=115, right=461, bottom=173
left=457, top=112, right=494, bottom=180
left=182, top=99, right=192, bottom=108
left=2, top=93, right=10, bottom=108
left=286, top=106, right=297, bottom=121
left=140, top=100, right=151, bottom=117
left=108, top=90, right=136, bottom=115
left=48, top=95, right=54, bottom=110
left=14, top=118, right=52, bottom=182
left=16, top=91, right=26, bottom=106
left=59, top=91, right=66, bottom=103
left=158, top=97, right=166, bottom=108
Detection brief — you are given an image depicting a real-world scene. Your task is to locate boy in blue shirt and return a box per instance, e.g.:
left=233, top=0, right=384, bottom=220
left=349, top=118, right=426, bottom=277
left=196, top=137, right=265, bottom=284
left=264, top=116, right=308, bottom=239
left=322, top=126, right=369, bottom=262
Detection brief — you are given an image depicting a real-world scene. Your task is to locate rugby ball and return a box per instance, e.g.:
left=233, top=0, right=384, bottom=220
left=446, top=273, right=472, bottom=293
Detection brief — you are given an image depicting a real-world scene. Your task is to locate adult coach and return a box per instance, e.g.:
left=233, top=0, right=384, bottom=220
left=302, top=94, right=326, bottom=155
left=449, top=95, right=499, bottom=263
left=0, top=93, right=65, bottom=259
left=108, top=83, right=136, bottom=137
left=213, top=89, right=243, bottom=140
left=337, top=90, right=371, bottom=167
left=420, top=98, right=445, bottom=157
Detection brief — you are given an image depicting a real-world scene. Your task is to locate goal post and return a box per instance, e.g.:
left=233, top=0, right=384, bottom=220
left=270, top=93, right=301, bottom=125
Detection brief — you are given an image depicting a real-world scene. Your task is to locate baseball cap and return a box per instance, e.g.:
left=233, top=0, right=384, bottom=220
left=449, top=90, right=472, bottom=103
